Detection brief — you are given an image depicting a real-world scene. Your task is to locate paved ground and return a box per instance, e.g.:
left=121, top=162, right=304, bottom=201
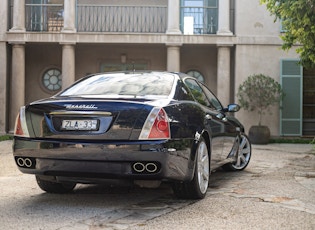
left=0, top=140, right=314, bottom=230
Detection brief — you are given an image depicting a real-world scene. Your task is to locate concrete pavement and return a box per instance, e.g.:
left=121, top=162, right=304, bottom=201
left=0, top=140, right=314, bottom=230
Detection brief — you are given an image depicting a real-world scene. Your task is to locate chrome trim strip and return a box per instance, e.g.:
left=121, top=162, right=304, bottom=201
left=50, top=111, right=112, bottom=116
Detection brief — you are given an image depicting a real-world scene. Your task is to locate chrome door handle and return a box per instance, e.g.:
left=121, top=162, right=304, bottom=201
left=216, top=113, right=228, bottom=122
left=205, top=114, right=212, bottom=120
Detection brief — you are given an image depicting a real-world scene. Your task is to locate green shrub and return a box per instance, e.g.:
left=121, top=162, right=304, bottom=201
left=237, top=74, right=285, bottom=126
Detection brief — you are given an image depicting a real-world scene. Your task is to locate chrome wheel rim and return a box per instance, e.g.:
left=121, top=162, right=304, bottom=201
left=233, top=135, right=251, bottom=170
left=197, top=141, right=209, bottom=194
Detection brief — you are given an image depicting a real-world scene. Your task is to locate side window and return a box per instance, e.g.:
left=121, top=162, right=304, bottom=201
left=200, top=83, right=223, bottom=110
left=185, top=79, right=211, bottom=107
left=173, top=80, right=195, bottom=101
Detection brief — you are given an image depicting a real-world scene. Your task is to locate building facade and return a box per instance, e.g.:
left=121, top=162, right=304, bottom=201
left=0, top=0, right=314, bottom=136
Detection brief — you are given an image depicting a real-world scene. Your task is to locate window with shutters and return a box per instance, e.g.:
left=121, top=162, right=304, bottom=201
left=280, top=59, right=303, bottom=136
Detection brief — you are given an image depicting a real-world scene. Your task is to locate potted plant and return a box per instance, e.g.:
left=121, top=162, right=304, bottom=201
left=237, top=74, right=285, bottom=144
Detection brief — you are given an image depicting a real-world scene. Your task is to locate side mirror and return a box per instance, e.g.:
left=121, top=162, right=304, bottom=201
left=223, top=104, right=240, bottom=113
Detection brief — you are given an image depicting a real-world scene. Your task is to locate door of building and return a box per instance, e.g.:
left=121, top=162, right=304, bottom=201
left=100, top=63, right=148, bottom=72
left=303, top=69, right=315, bottom=136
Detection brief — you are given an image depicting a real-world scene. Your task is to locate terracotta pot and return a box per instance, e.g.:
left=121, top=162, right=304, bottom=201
left=248, top=125, right=270, bottom=145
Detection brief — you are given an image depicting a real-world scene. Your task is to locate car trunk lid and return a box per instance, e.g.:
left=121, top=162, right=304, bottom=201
left=26, top=98, right=152, bottom=140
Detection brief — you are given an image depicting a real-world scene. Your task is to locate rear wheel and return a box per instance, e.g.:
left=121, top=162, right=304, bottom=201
left=36, top=175, right=76, bottom=193
left=173, top=137, right=209, bottom=199
left=223, top=134, right=251, bottom=171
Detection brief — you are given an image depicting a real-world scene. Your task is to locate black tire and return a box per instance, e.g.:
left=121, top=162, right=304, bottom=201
left=223, top=134, right=251, bottom=171
left=173, top=137, right=210, bottom=199
left=36, top=175, right=76, bottom=194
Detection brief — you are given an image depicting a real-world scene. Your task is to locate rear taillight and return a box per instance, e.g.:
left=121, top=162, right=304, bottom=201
left=139, top=107, right=170, bottom=140
left=14, top=106, right=30, bottom=137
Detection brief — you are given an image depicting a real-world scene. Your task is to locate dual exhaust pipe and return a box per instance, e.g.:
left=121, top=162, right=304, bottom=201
left=15, top=157, right=35, bottom=169
left=15, top=157, right=159, bottom=173
left=132, top=162, right=160, bottom=174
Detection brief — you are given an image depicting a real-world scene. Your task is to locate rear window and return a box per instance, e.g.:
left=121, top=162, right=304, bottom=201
left=60, top=72, right=175, bottom=98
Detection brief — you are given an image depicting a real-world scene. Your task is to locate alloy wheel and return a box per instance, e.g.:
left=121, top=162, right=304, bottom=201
left=197, top=140, right=210, bottom=194
left=233, top=134, right=251, bottom=170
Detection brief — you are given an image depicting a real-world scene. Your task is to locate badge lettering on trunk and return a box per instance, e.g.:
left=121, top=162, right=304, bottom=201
left=64, top=104, right=98, bottom=109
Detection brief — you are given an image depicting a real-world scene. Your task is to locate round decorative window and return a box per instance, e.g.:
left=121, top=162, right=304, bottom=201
left=42, top=68, right=62, bottom=91
left=186, top=70, right=204, bottom=83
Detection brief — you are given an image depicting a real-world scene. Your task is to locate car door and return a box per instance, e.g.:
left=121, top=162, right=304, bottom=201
left=184, top=78, right=225, bottom=169
left=199, top=83, right=239, bottom=161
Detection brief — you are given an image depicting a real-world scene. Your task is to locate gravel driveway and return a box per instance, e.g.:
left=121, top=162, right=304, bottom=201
left=0, top=140, right=314, bottom=230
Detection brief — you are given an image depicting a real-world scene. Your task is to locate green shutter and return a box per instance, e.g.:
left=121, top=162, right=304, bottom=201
left=280, top=59, right=303, bottom=136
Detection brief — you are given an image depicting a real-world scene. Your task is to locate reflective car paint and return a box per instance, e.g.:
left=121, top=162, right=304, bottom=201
left=13, top=71, right=251, bottom=199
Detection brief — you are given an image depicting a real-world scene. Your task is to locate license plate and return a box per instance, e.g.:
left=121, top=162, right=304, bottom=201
left=61, top=120, right=98, bottom=131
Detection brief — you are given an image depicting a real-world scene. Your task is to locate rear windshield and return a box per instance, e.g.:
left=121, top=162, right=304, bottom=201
left=59, top=72, right=175, bottom=98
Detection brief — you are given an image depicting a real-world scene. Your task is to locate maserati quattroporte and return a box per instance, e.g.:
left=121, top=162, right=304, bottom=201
left=13, top=71, right=251, bottom=199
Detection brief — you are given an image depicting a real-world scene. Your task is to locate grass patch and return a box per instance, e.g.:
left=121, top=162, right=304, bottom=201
left=270, top=137, right=315, bottom=154
left=0, top=135, right=13, bottom=142
left=269, top=138, right=313, bottom=144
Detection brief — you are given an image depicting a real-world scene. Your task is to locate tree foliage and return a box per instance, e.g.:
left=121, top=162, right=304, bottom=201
left=237, top=74, right=285, bottom=126
left=260, top=0, right=315, bottom=69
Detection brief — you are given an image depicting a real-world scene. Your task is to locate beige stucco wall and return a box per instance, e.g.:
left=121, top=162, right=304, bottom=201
left=24, top=43, right=169, bottom=103
left=234, top=0, right=302, bottom=136
left=25, top=44, right=62, bottom=104
left=181, top=45, right=218, bottom=93
left=234, top=45, right=299, bottom=136
left=235, top=0, right=281, bottom=36
left=24, top=43, right=219, bottom=104
left=75, top=44, right=167, bottom=78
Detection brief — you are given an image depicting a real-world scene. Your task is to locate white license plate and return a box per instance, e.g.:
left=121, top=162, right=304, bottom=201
left=61, top=120, right=98, bottom=131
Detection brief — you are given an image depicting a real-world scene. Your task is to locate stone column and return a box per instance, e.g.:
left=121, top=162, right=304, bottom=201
left=62, top=0, right=76, bottom=32
left=217, top=45, right=231, bottom=107
left=10, top=0, right=26, bottom=31
left=166, top=0, right=181, bottom=34
left=167, top=45, right=181, bottom=72
left=217, top=0, right=232, bottom=35
left=0, top=0, right=8, bottom=34
left=10, top=43, right=25, bottom=132
left=61, top=44, right=76, bottom=89
left=0, top=43, right=8, bottom=134
left=0, top=0, right=8, bottom=133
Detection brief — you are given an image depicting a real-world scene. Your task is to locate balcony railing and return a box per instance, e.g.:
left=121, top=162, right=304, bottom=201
left=77, top=5, right=167, bottom=33
left=180, top=7, right=218, bottom=34
left=21, top=4, right=235, bottom=34
left=25, top=4, right=64, bottom=32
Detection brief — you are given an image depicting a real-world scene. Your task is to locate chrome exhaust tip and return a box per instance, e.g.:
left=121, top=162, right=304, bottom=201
left=133, top=162, right=146, bottom=173
left=145, top=162, right=158, bottom=173
left=132, top=162, right=160, bottom=174
left=15, top=157, right=35, bottom=168
left=24, top=158, right=32, bottom=168
left=17, top=157, right=25, bottom=167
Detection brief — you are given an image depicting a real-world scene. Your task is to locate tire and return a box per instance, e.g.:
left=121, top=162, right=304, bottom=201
left=173, top=137, right=210, bottom=199
left=223, top=134, right=251, bottom=171
left=36, top=175, right=76, bottom=194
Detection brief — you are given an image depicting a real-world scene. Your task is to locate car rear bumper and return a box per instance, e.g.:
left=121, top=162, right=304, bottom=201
left=13, top=137, right=195, bottom=182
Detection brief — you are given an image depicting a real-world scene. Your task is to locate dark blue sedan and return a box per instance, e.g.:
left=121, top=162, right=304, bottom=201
left=13, top=71, right=251, bottom=199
